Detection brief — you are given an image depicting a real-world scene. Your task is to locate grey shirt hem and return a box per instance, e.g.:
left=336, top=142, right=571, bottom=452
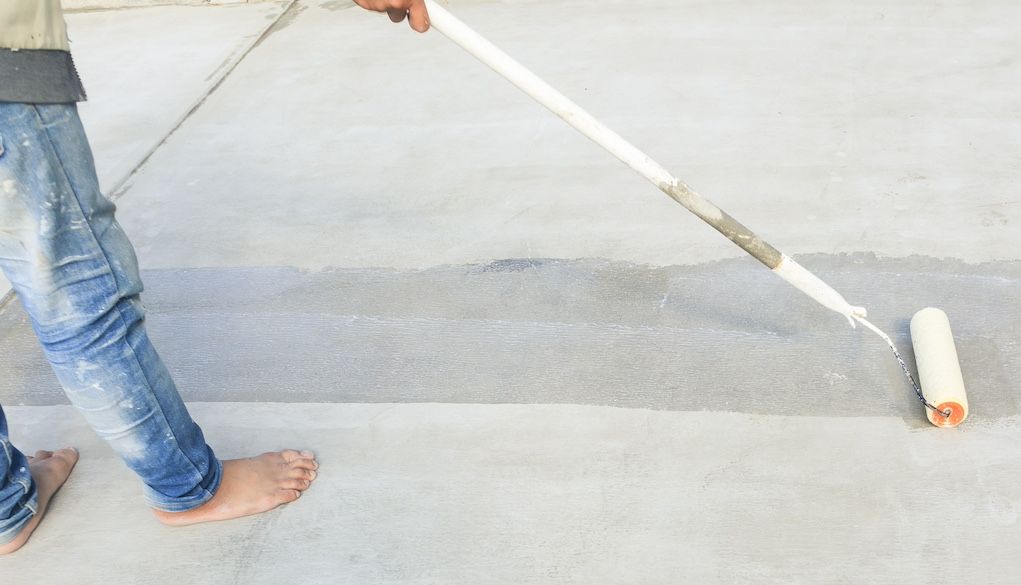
left=0, top=48, right=87, bottom=104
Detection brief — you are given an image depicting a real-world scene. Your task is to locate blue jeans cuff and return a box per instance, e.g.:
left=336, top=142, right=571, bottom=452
left=143, top=457, right=224, bottom=513
left=0, top=490, right=38, bottom=546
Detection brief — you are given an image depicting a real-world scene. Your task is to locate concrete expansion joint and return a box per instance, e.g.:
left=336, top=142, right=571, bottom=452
left=103, top=0, right=297, bottom=202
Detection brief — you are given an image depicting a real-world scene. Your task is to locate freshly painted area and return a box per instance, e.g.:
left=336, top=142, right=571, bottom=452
left=3, top=256, right=1017, bottom=424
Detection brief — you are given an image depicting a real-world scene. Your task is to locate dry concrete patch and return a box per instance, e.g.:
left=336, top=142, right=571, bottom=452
left=1, top=402, right=1019, bottom=584
left=67, top=1, right=292, bottom=193
left=0, top=1, right=291, bottom=300
left=108, top=0, right=1021, bottom=273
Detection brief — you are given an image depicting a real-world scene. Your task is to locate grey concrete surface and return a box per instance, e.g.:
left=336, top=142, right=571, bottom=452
left=0, top=1, right=289, bottom=297
left=70, top=2, right=288, bottom=192
left=2, top=403, right=1021, bottom=584
left=113, top=0, right=1020, bottom=271
left=2, top=0, right=1020, bottom=583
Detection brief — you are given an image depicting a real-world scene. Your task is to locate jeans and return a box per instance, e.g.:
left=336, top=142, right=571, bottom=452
left=0, top=103, right=222, bottom=544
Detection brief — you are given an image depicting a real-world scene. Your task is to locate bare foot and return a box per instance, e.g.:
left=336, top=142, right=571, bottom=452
left=0, top=448, right=79, bottom=555
left=153, top=450, right=318, bottom=526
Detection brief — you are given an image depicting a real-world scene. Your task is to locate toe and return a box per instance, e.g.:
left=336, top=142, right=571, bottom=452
left=282, top=478, right=312, bottom=491
left=288, top=467, right=317, bottom=481
left=280, top=449, right=315, bottom=463
left=289, top=457, right=318, bottom=472
left=53, top=448, right=80, bottom=466
left=277, top=489, right=301, bottom=504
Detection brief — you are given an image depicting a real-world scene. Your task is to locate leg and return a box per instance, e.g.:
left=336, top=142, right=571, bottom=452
left=0, top=103, right=317, bottom=530
left=1, top=103, right=223, bottom=512
left=0, top=404, right=77, bottom=554
left=0, top=407, right=38, bottom=547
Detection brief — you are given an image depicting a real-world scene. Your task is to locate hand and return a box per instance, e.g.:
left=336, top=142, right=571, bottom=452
left=353, top=0, right=430, bottom=33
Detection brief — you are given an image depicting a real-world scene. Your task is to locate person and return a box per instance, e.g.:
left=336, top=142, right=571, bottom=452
left=0, top=0, right=429, bottom=555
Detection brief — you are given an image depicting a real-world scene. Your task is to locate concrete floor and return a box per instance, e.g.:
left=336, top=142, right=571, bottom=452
left=1, top=0, right=1019, bottom=582
left=0, top=1, right=290, bottom=298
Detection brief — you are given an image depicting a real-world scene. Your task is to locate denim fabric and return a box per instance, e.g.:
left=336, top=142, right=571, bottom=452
left=0, top=408, right=37, bottom=545
left=0, top=103, right=222, bottom=541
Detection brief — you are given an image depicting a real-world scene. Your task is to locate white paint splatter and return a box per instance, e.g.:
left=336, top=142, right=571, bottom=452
left=823, top=372, right=848, bottom=386
left=75, top=360, right=100, bottom=381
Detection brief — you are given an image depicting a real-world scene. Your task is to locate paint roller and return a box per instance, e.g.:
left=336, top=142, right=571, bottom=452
left=420, top=0, right=969, bottom=426
left=910, top=308, right=968, bottom=426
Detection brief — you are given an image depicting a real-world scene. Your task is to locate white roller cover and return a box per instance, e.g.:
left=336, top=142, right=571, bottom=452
left=910, top=308, right=969, bottom=427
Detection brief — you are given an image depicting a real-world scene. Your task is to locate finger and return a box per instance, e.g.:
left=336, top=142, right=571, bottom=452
left=407, top=0, right=429, bottom=32
left=387, top=7, right=407, bottom=23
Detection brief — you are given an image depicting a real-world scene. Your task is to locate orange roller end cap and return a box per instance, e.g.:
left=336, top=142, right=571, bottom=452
left=929, top=402, right=966, bottom=428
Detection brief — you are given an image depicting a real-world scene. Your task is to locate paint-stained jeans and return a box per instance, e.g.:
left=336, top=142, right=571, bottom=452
left=0, top=103, right=222, bottom=543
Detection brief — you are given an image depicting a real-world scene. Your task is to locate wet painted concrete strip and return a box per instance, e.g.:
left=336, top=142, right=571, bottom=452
left=3, top=255, right=1016, bottom=426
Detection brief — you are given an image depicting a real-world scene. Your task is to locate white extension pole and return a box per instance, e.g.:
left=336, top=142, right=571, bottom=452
left=423, top=2, right=969, bottom=426
left=423, top=0, right=867, bottom=325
